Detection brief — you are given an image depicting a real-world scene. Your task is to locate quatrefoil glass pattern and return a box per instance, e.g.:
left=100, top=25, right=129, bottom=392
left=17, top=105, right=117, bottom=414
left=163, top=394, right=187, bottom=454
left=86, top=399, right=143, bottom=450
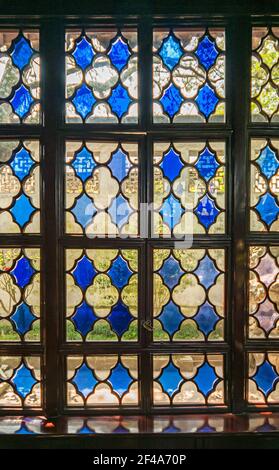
left=0, top=31, right=40, bottom=123
left=66, top=249, right=138, bottom=341
left=248, top=353, right=279, bottom=404
left=249, top=246, right=279, bottom=339
left=153, top=354, right=224, bottom=406
left=0, top=248, right=40, bottom=342
left=66, top=30, right=137, bottom=123
left=67, top=355, right=138, bottom=407
left=250, top=139, right=279, bottom=231
left=65, top=141, right=139, bottom=237
left=153, top=248, right=225, bottom=341
left=153, top=28, right=225, bottom=123
left=251, top=27, right=279, bottom=122
left=0, top=140, right=40, bottom=234
left=0, top=356, right=41, bottom=408
left=153, top=141, right=225, bottom=236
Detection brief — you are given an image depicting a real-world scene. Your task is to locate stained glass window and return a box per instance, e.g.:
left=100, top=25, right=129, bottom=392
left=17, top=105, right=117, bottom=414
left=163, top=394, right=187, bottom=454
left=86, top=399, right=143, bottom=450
left=65, top=141, right=139, bottom=236
left=153, top=28, right=225, bottom=123
left=0, top=356, right=41, bottom=407
left=153, top=248, right=225, bottom=341
left=66, top=249, right=138, bottom=341
left=0, top=140, right=40, bottom=233
left=248, top=353, right=279, bottom=404
left=153, top=354, right=224, bottom=406
left=0, top=31, right=40, bottom=123
left=251, top=28, right=279, bottom=122
left=65, top=30, right=138, bottom=123
left=67, top=355, right=138, bottom=407
left=153, top=141, right=226, bottom=236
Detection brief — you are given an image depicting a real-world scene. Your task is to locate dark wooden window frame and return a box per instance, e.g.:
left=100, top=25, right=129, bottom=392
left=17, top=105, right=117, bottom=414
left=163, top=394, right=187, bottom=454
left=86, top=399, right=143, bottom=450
left=0, top=5, right=279, bottom=419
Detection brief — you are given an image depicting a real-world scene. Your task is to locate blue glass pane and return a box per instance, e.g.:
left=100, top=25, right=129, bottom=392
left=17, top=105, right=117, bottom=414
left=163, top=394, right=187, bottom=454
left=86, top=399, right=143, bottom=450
left=108, top=84, right=132, bottom=118
left=72, top=255, right=96, bottom=290
left=107, top=301, right=133, bottom=336
left=10, top=303, right=36, bottom=335
left=194, top=194, right=219, bottom=229
left=108, top=148, right=132, bottom=182
left=195, top=84, right=219, bottom=119
left=11, top=364, right=37, bottom=398
left=256, top=145, right=279, bottom=179
left=162, top=424, right=181, bottom=433
left=108, top=362, right=133, bottom=397
left=10, top=147, right=34, bottom=181
left=255, top=192, right=279, bottom=226
left=11, top=256, right=35, bottom=288
left=109, top=36, right=131, bottom=72
left=160, top=83, right=183, bottom=118
left=72, top=193, right=96, bottom=228
left=194, top=301, right=219, bottom=336
left=72, top=36, right=94, bottom=70
left=159, top=256, right=183, bottom=289
left=160, top=193, right=183, bottom=230
left=195, top=36, right=218, bottom=71
left=114, top=425, right=129, bottom=433
left=72, top=146, right=96, bottom=182
left=193, top=362, right=219, bottom=396
left=158, top=300, right=184, bottom=336
left=72, top=363, right=97, bottom=398
left=158, top=34, right=183, bottom=71
left=108, top=194, right=133, bottom=229
left=253, top=360, right=279, bottom=396
left=72, top=301, right=97, bottom=337
left=158, top=361, right=183, bottom=397
left=108, top=255, right=132, bottom=288
left=72, top=83, right=96, bottom=120
left=195, top=147, right=220, bottom=181
left=10, top=35, right=34, bottom=70
left=10, top=84, right=34, bottom=119
left=16, top=425, right=35, bottom=435
left=10, top=194, right=35, bottom=227
left=159, top=147, right=183, bottom=181
left=194, top=255, right=219, bottom=288
left=77, top=425, right=94, bottom=434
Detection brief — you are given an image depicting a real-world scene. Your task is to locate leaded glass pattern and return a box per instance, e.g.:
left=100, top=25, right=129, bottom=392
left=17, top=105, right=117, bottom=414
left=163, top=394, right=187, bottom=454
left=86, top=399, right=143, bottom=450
left=65, top=30, right=138, bottom=123
left=251, top=27, right=279, bottom=122
left=0, top=140, right=40, bottom=233
left=153, top=141, right=225, bottom=236
left=153, top=354, right=224, bottom=405
left=66, top=249, right=138, bottom=341
left=0, top=356, right=41, bottom=407
left=67, top=355, right=138, bottom=407
left=153, top=248, right=225, bottom=341
left=153, top=28, right=225, bottom=123
left=66, top=416, right=140, bottom=434
left=249, top=246, right=279, bottom=339
left=65, top=141, right=139, bottom=236
left=0, top=248, right=40, bottom=341
left=248, top=353, right=279, bottom=404
left=250, top=139, right=279, bottom=231
left=0, top=31, right=40, bottom=123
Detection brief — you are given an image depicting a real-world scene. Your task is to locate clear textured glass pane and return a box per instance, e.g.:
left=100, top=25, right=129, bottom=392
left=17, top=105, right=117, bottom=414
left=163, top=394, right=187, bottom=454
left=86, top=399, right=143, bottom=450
left=0, top=356, right=41, bottom=407
left=153, top=354, right=224, bottom=405
left=0, top=248, right=40, bottom=341
left=153, top=248, right=225, bottom=341
left=249, top=246, right=279, bottom=339
left=153, top=28, right=225, bottom=123
left=0, top=140, right=40, bottom=233
left=248, top=352, right=279, bottom=404
left=153, top=141, right=225, bottom=235
left=67, top=355, right=138, bottom=407
left=66, top=249, right=138, bottom=341
left=65, top=141, right=139, bottom=236
left=0, top=31, right=40, bottom=123
left=251, top=27, right=279, bottom=122
left=250, top=139, right=279, bottom=231
left=65, top=29, right=138, bottom=123
left=66, top=416, right=140, bottom=434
